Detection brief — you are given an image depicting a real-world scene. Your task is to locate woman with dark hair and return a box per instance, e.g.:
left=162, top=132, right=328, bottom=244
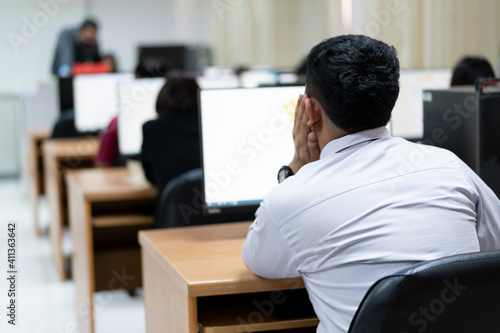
left=451, top=56, right=495, bottom=86
left=140, top=75, right=201, bottom=195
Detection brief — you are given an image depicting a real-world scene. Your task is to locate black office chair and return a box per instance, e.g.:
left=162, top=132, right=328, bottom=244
left=348, top=250, right=500, bottom=333
left=154, top=168, right=255, bottom=229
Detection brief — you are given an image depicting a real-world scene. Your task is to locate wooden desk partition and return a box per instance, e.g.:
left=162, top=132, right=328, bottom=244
left=28, top=128, right=51, bottom=236
left=66, top=168, right=157, bottom=333
left=139, top=223, right=319, bottom=333
left=42, top=137, right=99, bottom=280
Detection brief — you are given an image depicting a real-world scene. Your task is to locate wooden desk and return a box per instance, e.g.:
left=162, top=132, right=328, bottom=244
left=66, top=168, right=157, bottom=333
left=28, top=128, right=51, bottom=236
left=42, top=137, right=99, bottom=280
left=139, top=222, right=319, bottom=333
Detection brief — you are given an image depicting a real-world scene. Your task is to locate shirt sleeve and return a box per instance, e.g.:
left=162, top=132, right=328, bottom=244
left=53, top=29, right=76, bottom=73
left=242, top=199, right=301, bottom=279
left=457, top=158, right=500, bottom=250
left=94, top=117, right=119, bottom=166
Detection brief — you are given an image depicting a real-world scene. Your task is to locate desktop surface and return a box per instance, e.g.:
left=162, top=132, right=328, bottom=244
left=139, top=221, right=305, bottom=297
left=65, top=167, right=157, bottom=201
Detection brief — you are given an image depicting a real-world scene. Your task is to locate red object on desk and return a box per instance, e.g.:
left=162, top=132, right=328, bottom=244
left=72, top=62, right=112, bottom=76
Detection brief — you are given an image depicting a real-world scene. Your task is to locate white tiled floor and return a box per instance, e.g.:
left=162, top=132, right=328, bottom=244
left=0, top=178, right=145, bottom=333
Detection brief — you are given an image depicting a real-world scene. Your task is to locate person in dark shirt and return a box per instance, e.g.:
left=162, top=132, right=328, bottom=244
left=450, top=56, right=494, bottom=86
left=51, top=19, right=101, bottom=76
left=141, top=75, right=201, bottom=195
left=93, top=63, right=160, bottom=167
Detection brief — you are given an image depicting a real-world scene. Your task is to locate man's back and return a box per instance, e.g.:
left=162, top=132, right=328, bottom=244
left=242, top=127, right=500, bottom=332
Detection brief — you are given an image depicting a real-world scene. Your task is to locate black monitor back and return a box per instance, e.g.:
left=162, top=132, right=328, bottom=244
left=423, top=83, right=500, bottom=198
left=138, top=45, right=212, bottom=72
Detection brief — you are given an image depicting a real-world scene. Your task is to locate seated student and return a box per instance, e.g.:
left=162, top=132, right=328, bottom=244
left=93, top=116, right=120, bottom=167
left=450, top=56, right=495, bottom=86
left=101, top=53, right=118, bottom=73
left=242, top=35, right=500, bottom=333
left=140, top=75, right=201, bottom=196
left=94, top=63, right=166, bottom=167
left=50, top=108, right=83, bottom=138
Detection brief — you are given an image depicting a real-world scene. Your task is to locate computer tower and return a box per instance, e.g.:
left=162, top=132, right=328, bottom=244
left=422, top=81, right=500, bottom=198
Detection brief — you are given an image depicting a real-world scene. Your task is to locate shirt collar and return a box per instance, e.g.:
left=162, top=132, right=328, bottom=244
left=320, top=126, right=390, bottom=159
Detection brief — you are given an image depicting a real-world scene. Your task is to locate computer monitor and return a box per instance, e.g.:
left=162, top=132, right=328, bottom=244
left=117, top=78, right=166, bottom=157
left=138, top=45, right=212, bottom=71
left=199, top=86, right=304, bottom=214
left=73, top=73, right=134, bottom=132
left=196, top=75, right=240, bottom=89
left=391, top=69, right=452, bottom=140
left=240, top=70, right=278, bottom=88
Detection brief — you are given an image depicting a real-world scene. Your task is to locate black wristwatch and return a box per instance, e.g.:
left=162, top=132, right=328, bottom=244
left=277, top=165, right=294, bottom=183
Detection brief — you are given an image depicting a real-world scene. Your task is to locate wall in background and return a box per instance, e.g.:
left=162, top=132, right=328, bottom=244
left=87, top=0, right=212, bottom=73
left=0, top=0, right=213, bottom=92
left=352, top=0, right=500, bottom=72
left=2, top=0, right=500, bottom=93
left=208, top=0, right=343, bottom=69
left=0, top=0, right=86, bottom=91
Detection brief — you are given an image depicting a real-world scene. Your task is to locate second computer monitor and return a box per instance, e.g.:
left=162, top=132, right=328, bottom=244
left=117, top=78, right=166, bottom=157
left=199, top=86, right=304, bottom=213
left=391, top=69, right=452, bottom=140
left=73, top=73, right=134, bottom=133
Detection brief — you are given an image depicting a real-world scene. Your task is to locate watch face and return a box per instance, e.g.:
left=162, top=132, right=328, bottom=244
left=278, top=169, right=287, bottom=183
left=278, top=165, right=292, bottom=183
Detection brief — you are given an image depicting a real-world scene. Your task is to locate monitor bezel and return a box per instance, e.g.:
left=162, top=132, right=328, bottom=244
left=116, top=77, right=166, bottom=158
left=197, top=84, right=304, bottom=215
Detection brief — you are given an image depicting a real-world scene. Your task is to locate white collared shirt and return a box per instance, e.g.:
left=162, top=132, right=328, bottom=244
left=242, top=127, right=500, bottom=333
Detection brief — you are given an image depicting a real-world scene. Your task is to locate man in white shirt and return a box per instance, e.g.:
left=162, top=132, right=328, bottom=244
left=241, top=35, right=500, bottom=333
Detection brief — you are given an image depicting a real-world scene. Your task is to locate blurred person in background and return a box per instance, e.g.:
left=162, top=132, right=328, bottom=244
left=93, top=63, right=165, bottom=167
left=51, top=19, right=101, bottom=76
left=450, top=56, right=494, bottom=86
left=141, top=74, right=201, bottom=196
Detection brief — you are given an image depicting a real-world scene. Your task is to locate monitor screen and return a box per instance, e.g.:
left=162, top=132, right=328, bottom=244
left=391, top=69, right=452, bottom=139
left=199, top=86, right=304, bottom=212
left=117, top=78, right=166, bottom=156
left=240, top=70, right=278, bottom=88
left=73, top=73, right=134, bottom=132
left=196, top=75, right=240, bottom=89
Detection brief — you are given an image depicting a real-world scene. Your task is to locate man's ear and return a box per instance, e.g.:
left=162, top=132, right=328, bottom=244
left=306, top=97, right=322, bottom=127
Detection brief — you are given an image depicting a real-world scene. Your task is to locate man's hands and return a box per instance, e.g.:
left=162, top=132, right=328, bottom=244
left=288, top=94, right=320, bottom=174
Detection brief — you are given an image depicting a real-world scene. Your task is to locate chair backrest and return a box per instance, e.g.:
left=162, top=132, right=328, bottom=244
left=348, top=250, right=500, bottom=333
left=154, top=168, right=255, bottom=229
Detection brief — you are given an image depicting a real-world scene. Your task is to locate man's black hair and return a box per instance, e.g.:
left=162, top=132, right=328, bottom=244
left=81, top=19, right=98, bottom=30
left=451, top=57, right=495, bottom=86
left=306, top=34, right=400, bottom=133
